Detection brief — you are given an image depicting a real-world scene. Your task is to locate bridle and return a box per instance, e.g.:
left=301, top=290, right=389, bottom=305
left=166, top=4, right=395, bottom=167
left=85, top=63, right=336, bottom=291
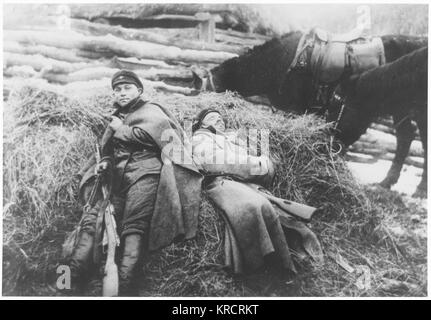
left=328, top=92, right=347, bottom=154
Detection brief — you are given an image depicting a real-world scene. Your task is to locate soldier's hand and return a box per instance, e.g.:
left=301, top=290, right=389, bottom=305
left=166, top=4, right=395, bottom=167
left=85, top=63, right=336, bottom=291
left=259, top=156, right=276, bottom=188
left=108, top=116, right=122, bottom=131
left=267, top=158, right=276, bottom=181
left=72, top=173, right=82, bottom=185
left=95, top=161, right=109, bottom=174
left=71, top=173, right=82, bottom=200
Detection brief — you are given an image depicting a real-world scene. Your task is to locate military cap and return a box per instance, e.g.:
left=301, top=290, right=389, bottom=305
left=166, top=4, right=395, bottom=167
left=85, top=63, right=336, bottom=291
left=192, top=108, right=222, bottom=132
left=111, top=69, right=143, bottom=90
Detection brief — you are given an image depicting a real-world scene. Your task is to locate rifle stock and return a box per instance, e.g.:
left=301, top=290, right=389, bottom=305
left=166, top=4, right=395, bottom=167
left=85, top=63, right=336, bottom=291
left=267, top=196, right=317, bottom=222
left=95, top=141, right=120, bottom=297
left=102, top=201, right=119, bottom=297
left=245, top=183, right=318, bottom=223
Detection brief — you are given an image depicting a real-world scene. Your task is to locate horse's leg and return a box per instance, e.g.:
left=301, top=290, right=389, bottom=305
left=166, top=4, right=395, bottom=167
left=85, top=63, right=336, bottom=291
left=413, top=115, right=427, bottom=198
left=380, top=113, right=415, bottom=188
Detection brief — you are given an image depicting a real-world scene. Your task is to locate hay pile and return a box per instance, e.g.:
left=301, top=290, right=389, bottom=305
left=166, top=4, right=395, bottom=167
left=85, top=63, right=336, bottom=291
left=3, top=86, right=426, bottom=296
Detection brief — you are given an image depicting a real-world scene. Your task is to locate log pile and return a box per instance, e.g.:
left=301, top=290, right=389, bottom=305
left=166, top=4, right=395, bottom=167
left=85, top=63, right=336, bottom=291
left=348, top=126, right=424, bottom=169
left=348, top=115, right=424, bottom=169
left=3, top=10, right=269, bottom=96
left=67, top=3, right=272, bottom=34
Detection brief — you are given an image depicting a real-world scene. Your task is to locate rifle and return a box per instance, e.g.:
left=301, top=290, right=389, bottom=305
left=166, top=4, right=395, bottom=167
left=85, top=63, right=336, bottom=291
left=245, top=183, right=319, bottom=223
left=95, top=144, right=120, bottom=297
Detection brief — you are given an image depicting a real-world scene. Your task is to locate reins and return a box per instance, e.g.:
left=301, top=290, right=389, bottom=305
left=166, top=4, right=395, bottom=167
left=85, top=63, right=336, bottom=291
left=328, top=92, right=346, bottom=155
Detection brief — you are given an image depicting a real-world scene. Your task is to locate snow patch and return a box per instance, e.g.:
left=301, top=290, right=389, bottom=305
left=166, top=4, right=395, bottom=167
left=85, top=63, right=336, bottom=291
left=347, top=159, right=424, bottom=198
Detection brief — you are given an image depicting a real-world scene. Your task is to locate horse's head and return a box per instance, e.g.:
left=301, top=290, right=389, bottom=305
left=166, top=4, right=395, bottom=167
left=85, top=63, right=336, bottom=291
left=326, top=75, right=371, bottom=149
left=191, top=31, right=309, bottom=103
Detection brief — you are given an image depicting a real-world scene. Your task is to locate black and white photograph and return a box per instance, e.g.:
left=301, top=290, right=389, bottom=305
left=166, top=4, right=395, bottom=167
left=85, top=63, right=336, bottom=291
left=1, top=1, right=428, bottom=300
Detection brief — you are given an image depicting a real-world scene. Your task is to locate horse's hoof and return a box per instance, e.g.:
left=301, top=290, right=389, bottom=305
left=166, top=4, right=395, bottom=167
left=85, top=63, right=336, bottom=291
left=378, top=181, right=393, bottom=189
left=379, top=179, right=395, bottom=189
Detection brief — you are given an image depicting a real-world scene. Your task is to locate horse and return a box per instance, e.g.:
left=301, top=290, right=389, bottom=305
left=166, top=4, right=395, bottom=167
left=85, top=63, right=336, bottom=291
left=192, top=30, right=427, bottom=195
left=327, top=46, right=427, bottom=198
left=192, top=30, right=427, bottom=115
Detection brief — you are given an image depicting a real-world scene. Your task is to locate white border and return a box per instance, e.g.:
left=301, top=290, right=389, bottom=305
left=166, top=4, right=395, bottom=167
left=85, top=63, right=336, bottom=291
left=0, top=0, right=429, bottom=301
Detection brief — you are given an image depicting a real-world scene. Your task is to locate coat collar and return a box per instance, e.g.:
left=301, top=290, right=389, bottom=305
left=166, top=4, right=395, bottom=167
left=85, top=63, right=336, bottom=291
left=113, top=96, right=147, bottom=116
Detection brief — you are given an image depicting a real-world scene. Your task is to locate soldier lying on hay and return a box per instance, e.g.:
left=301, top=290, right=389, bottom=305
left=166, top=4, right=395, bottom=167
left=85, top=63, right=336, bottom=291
left=192, top=109, right=323, bottom=275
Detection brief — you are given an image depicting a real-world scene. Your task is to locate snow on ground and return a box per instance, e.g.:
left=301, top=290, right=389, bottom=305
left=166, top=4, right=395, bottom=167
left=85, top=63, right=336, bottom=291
left=347, top=159, right=426, bottom=202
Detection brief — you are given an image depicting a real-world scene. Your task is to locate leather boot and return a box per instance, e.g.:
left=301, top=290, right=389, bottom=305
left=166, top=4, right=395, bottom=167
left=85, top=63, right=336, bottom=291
left=118, top=234, right=143, bottom=296
left=67, top=231, right=94, bottom=294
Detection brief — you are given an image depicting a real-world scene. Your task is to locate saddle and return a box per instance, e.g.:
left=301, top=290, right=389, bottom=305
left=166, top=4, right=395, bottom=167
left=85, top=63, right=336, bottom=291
left=309, top=27, right=385, bottom=84
left=313, top=27, right=365, bottom=43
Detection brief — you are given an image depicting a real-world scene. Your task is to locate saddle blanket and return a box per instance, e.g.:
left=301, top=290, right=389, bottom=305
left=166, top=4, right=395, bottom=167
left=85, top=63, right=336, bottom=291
left=310, top=31, right=385, bottom=84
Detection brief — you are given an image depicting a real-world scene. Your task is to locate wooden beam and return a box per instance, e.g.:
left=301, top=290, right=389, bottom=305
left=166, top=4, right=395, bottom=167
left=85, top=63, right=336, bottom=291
left=346, top=151, right=423, bottom=169
left=70, top=18, right=241, bottom=53
left=215, top=32, right=267, bottom=47
left=4, top=30, right=238, bottom=64
left=144, top=14, right=209, bottom=22
left=3, top=75, right=196, bottom=97
left=3, top=52, right=96, bottom=74
left=217, top=28, right=272, bottom=41
left=38, top=66, right=192, bottom=84
left=110, top=56, right=176, bottom=70
left=4, top=41, right=91, bottom=63
left=3, top=18, right=251, bottom=54
left=355, top=129, right=424, bottom=157
left=195, top=12, right=215, bottom=43
left=370, top=122, right=421, bottom=141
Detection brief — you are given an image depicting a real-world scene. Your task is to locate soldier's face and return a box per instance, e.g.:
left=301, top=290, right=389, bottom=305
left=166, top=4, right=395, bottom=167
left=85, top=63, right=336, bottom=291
left=201, top=112, right=226, bottom=132
left=113, top=83, right=142, bottom=107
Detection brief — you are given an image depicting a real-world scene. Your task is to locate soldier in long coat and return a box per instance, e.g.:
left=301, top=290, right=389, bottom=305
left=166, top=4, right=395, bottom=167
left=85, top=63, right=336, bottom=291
left=67, top=70, right=202, bottom=295
left=192, top=109, right=323, bottom=275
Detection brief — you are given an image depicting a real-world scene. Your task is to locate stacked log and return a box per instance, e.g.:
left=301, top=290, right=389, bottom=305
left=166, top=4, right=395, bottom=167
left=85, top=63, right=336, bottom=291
left=68, top=3, right=271, bottom=33
left=346, top=113, right=423, bottom=168
left=371, top=117, right=421, bottom=141
left=4, top=52, right=99, bottom=74
left=349, top=128, right=424, bottom=169
left=38, top=66, right=192, bottom=84
left=3, top=20, right=244, bottom=96
left=3, top=75, right=196, bottom=98
left=4, top=30, right=238, bottom=64
left=215, top=30, right=270, bottom=46
left=4, top=17, right=250, bottom=54
left=3, top=6, right=270, bottom=99
left=4, top=41, right=93, bottom=63
left=69, top=18, right=246, bottom=54
left=3, top=6, right=274, bottom=102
